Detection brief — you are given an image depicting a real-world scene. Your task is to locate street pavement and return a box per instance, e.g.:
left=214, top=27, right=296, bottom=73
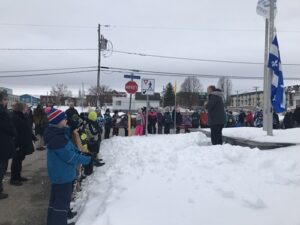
left=0, top=150, right=49, bottom=225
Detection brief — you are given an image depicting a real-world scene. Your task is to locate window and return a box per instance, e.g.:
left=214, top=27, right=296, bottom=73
left=116, top=101, right=122, bottom=106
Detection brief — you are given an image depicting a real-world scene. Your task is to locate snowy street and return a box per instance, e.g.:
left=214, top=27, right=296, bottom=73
left=74, top=131, right=300, bottom=225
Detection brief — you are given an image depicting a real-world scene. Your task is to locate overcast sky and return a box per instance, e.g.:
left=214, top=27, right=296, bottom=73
left=0, top=0, right=299, bottom=96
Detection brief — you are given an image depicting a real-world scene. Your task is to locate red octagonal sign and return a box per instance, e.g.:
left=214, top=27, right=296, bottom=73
left=125, top=81, right=138, bottom=94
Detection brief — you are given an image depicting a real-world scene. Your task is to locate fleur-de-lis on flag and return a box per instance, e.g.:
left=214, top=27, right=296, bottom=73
left=271, top=60, right=278, bottom=68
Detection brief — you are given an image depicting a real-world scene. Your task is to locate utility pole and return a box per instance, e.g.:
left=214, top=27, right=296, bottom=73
left=236, top=90, right=239, bottom=107
left=254, top=86, right=259, bottom=107
left=97, top=24, right=101, bottom=108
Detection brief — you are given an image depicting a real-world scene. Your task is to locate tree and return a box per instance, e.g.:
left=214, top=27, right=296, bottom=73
left=88, top=85, right=112, bottom=107
left=163, top=83, right=175, bottom=107
left=180, top=77, right=203, bottom=93
left=217, top=77, right=232, bottom=105
left=88, top=85, right=111, bottom=96
left=50, top=83, right=72, bottom=105
left=178, top=77, right=203, bottom=108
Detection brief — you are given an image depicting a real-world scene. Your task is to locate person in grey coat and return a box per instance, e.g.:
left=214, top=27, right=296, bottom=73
left=205, top=85, right=226, bottom=145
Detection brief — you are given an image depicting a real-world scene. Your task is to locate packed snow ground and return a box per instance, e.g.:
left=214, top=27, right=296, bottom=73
left=221, top=127, right=300, bottom=144
left=74, top=132, right=300, bottom=225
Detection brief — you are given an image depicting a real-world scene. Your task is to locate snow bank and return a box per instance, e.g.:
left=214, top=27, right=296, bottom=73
left=222, top=127, right=300, bottom=144
left=74, top=132, right=300, bottom=225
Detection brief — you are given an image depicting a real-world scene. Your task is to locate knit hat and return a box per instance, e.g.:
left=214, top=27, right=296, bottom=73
left=68, top=114, right=83, bottom=131
left=47, top=108, right=66, bottom=125
left=88, top=111, right=97, bottom=122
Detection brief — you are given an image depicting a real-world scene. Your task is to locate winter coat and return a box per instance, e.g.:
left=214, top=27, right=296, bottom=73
left=293, top=107, right=300, bottom=125
left=112, top=114, right=120, bottom=128
left=104, top=113, right=112, bottom=128
left=273, top=113, right=280, bottom=129
left=44, top=126, right=90, bottom=184
left=191, top=112, right=200, bottom=128
left=65, top=107, right=79, bottom=121
left=175, top=112, right=183, bottom=126
left=33, top=109, right=48, bottom=135
left=136, top=113, right=144, bottom=126
left=11, top=111, right=35, bottom=156
left=148, top=111, right=157, bottom=125
left=163, top=112, right=172, bottom=125
left=0, top=105, right=17, bottom=162
left=86, top=119, right=101, bottom=142
left=245, top=112, right=254, bottom=125
left=238, top=112, right=246, bottom=125
left=226, top=114, right=235, bottom=127
left=183, top=115, right=192, bottom=126
left=200, top=112, right=208, bottom=127
left=71, top=130, right=89, bottom=153
left=119, top=115, right=128, bottom=128
left=205, top=91, right=226, bottom=126
left=157, top=112, right=164, bottom=126
left=283, top=112, right=294, bottom=129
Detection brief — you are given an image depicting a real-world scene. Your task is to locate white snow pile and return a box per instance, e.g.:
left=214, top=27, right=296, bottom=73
left=222, top=127, right=300, bottom=144
left=73, top=132, right=300, bottom=225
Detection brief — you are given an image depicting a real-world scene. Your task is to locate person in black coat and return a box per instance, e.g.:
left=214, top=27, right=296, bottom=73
left=172, top=108, right=183, bottom=134
left=0, top=91, right=17, bottom=199
left=65, top=102, right=79, bottom=121
left=293, top=106, right=300, bottom=127
left=10, top=102, right=35, bottom=186
left=205, top=85, right=226, bottom=145
left=283, top=109, right=294, bottom=129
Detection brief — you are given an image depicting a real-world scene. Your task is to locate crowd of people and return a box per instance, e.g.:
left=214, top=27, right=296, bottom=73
left=1, top=86, right=300, bottom=225
left=224, top=107, right=300, bottom=129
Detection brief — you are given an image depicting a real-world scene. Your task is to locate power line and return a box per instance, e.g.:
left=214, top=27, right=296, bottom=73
left=0, top=69, right=97, bottom=78
left=0, top=66, right=97, bottom=73
left=0, top=48, right=97, bottom=51
left=1, top=48, right=300, bottom=66
left=101, top=66, right=300, bottom=80
left=0, top=65, right=299, bottom=80
left=0, top=23, right=96, bottom=29
left=1, top=23, right=300, bottom=33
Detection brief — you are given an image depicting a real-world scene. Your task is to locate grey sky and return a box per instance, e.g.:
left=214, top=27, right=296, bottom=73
left=0, top=0, right=299, bottom=96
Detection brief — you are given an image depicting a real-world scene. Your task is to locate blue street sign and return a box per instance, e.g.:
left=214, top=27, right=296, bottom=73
left=124, top=74, right=141, bottom=80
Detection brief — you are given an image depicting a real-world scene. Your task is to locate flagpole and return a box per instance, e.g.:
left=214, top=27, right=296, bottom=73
left=266, top=0, right=275, bottom=136
left=174, top=81, right=177, bottom=134
left=263, top=19, right=269, bottom=132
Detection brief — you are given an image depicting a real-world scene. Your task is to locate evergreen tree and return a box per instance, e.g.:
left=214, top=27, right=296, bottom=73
left=163, top=83, right=175, bottom=107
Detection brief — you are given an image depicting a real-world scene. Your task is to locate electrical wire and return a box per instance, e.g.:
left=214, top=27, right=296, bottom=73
left=0, top=66, right=97, bottom=73
left=0, top=65, right=298, bottom=80
left=1, top=48, right=300, bottom=66
left=0, top=69, right=97, bottom=78
left=100, top=66, right=300, bottom=80
left=1, top=23, right=300, bottom=33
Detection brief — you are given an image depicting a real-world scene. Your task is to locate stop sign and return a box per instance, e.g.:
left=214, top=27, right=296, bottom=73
left=125, top=81, right=138, bottom=94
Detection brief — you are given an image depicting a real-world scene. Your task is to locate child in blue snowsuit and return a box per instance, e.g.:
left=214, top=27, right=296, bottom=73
left=44, top=108, right=91, bottom=225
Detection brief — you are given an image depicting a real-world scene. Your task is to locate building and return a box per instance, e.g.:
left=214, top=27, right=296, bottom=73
left=40, top=95, right=78, bottom=106
left=230, top=91, right=264, bottom=109
left=112, top=92, right=161, bottom=111
left=86, top=91, right=127, bottom=107
left=0, top=87, right=20, bottom=108
left=229, top=84, right=300, bottom=110
left=20, top=94, right=40, bottom=106
left=286, top=85, right=300, bottom=108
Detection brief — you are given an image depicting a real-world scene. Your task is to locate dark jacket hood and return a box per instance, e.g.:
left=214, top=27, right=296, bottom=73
left=44, top=125, right=70, bottom=149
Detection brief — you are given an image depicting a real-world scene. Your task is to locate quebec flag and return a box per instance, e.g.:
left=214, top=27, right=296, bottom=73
left=268, top=34, right=286, bottom=113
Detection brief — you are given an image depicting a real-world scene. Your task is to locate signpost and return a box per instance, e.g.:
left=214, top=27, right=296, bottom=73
left=141, top=78, right=155, bottom=135
left=124, top=74, right=141, bottom=136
